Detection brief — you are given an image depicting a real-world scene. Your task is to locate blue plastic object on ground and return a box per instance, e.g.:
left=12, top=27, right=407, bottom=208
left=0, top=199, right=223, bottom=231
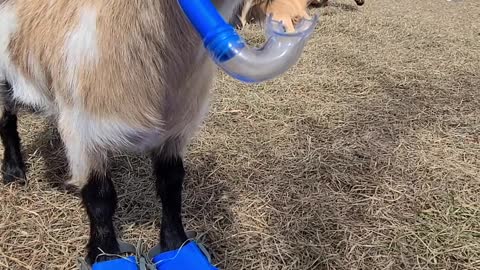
left=152, top=242, right=218, bottom=270
left=91, top=256, right=139, bottom=270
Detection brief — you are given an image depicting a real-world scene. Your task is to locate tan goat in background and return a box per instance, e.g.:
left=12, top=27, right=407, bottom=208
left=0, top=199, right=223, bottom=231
left=238, top=0, right=365, bottom=32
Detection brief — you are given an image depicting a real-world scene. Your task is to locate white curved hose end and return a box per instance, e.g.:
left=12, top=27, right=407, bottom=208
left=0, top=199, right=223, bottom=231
left=177, top=0, right=318, bottom=83
left=217, top=15, right=319, bottom=83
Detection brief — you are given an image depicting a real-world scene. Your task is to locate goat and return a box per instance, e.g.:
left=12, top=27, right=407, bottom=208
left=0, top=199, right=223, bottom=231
left=239, top=0, right=312, bottom=32
left=309, top=0, right=365, bottom=6
left=0, top=0, right=245, bottom=265
left=238, top=0, right=364, bottom=31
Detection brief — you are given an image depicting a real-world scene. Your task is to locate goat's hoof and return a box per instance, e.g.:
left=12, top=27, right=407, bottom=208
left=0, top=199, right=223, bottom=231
left=63, top=183, right=80, bottom=195
left=64, top=178, right=83, bottom=194
left=2, top=163, right=26, bottom=185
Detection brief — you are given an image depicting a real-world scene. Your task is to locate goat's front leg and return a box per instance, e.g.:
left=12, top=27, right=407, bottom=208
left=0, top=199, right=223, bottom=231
left=58, top=116, right=119, bottom=264
left=239, top=0, right=255, bottom=27
left=151, top=141, right=188, bottom=252
left=0, top=83, right=26, bottom=184
left=0, top=108, right=26, bottom=184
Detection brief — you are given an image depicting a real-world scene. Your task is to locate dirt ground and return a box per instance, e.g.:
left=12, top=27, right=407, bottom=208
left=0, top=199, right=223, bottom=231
left=1, top=0, right=479, bottom=269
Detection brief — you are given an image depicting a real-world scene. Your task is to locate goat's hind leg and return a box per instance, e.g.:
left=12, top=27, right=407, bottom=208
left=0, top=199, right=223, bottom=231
left=58, top=116, right=119, bottom=264
left=0, top=81, right=26, bottom=184
left=81, top=166, right=120, bottom=264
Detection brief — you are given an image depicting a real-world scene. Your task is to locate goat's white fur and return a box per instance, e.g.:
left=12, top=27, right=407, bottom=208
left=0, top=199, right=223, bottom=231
left=1, top=4, right=52, bottom=112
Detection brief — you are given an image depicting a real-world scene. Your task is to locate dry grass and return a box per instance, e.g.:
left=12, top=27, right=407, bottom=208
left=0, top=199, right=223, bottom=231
left=1, top=0, right=480, bottom=269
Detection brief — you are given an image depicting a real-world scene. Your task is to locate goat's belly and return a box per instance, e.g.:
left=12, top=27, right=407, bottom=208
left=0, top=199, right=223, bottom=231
left=66, top=63, right=213, bottom=154
left=58, top=99, right=209, bottom=154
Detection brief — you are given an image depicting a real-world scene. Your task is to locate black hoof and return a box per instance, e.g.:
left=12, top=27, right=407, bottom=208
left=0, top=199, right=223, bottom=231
left=2, top=163, right=26, bottom=184
left=63, top=183, right=81, bottom=195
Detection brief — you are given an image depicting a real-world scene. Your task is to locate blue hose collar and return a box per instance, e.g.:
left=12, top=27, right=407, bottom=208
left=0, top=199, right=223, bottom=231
left=204, top=26, right=245, bottom=63
left=178, top=0, right=244, bottom=62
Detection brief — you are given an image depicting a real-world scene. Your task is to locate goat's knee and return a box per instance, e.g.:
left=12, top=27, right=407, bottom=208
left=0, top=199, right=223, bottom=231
left=58, top=113, right=107, bottom=189
left=62, top=142, right=101, bottom=190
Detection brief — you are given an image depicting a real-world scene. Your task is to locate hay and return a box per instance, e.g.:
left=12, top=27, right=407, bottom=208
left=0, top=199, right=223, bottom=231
left=1, top=0, right=480, bottom=269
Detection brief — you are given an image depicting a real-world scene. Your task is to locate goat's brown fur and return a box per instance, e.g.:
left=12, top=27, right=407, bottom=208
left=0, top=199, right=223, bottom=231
left=0, top=0, right=243, bottom=187
left=238, top=0, right=365, bottom=31
left=239, top=0, right=311, bottom=32
left=9, top=0, right=207, bottom=128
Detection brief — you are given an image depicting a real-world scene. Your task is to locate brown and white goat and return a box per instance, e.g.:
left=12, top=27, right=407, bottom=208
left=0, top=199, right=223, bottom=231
left=309, top=0, right=365, bottom=7
left=239, top=0, right=312, bottom=32
left=238, top=0, right=365, bottom=31
left=0, top=0, right=245, bottom=264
